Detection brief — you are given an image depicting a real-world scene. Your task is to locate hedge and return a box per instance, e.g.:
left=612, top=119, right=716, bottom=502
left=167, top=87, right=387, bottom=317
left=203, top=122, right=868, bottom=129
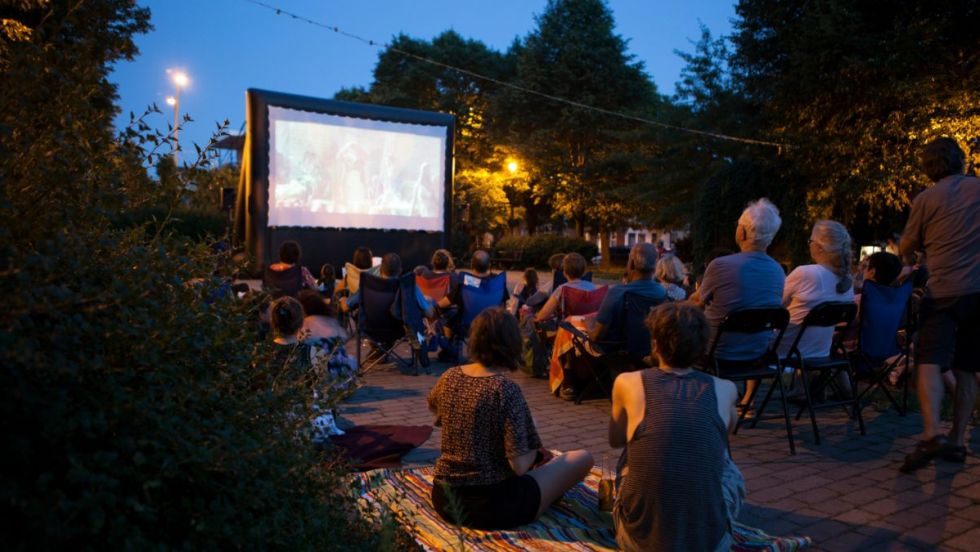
left=495, top=234, right=599, bottom=269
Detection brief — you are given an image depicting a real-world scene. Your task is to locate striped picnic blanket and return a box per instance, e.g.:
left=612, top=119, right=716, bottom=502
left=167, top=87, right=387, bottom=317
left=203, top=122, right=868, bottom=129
left=354, top=466, right=811, bottom=551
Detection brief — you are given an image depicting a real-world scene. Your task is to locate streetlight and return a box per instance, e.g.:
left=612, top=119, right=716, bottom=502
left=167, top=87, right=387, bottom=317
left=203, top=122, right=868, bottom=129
left=506, top=159, right=519, bottom=174
left=168, top=70, right=189, bottom=164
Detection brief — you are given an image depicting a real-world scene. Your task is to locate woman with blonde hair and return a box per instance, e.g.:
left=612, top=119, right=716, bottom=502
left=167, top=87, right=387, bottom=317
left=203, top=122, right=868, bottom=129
left=778, top=220, right=855, bottom=359
left=656, top=254, right=688, bottom=301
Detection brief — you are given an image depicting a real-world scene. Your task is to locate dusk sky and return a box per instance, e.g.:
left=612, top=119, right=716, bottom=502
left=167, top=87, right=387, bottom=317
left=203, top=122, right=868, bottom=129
left=111, top=0, right=737, bottom=164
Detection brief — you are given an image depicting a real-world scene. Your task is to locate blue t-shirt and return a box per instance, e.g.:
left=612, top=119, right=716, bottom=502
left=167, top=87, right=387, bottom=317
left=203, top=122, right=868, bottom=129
left=700, top=251, right=785, bottom=360
left=595, top=279, right=667, bottom=342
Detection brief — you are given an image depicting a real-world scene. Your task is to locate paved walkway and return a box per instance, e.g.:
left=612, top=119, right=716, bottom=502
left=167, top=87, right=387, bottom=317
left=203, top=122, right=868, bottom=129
left=340, top=352, right=980, bottom=552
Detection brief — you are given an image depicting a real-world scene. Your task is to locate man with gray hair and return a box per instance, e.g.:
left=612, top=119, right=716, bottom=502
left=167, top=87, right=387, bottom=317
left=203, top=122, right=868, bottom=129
left=692, top=199, right=786, bottom=409
left=590, top=243, right=667, bottom=342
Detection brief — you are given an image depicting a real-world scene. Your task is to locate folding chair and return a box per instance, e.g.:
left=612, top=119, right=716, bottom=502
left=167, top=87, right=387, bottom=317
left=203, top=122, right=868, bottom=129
left=454, top=272, right=508, bottom=360
left=854, top=281, right=913, bottom=415
left=416, top=272, right=452, bottom=304
left=559, top=292, right=667, bottom=404
left=264, top=264, right=303, bottom=298
left=705, top=307, right=794, bottom=454
left=355, top=272, right=419, bottom=374
left=777, top=302, right=862, bottom=446
left=560, top=285, right=609, bottom=318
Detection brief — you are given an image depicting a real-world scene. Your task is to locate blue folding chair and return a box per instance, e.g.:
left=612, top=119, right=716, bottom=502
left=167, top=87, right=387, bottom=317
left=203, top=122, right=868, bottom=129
left=854, top=281, right=913, bottom=415
left=355, top=272, right=420, bottom=374
left=455, top=272, right=508, bottom=361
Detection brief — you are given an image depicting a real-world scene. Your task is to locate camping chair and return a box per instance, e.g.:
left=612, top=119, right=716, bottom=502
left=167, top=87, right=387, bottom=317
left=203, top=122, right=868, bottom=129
left=264, top=264, right=303, bottom=298
left=416, top=272, right=452, bottom=304
left=705, top=307, right=794, bottom=454
left=854, top=281, right=913, bottom=415
left=558, top=292, right=668, bottom=404
left=776, top=302, right=862, bottom=446
left=453, top=272, right=508, bottom=361
left=355, top=272, right=420, bottom=374
left=560, top=285, right=609, bottom=318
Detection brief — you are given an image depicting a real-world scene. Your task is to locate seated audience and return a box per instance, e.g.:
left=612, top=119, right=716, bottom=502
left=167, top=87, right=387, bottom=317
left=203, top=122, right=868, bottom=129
left=863, top=251, right=902, bottom=288
left=337, top=246, right=375, bottom=294
left=610, top=302, right=743, bottom=552
left=439, top=250, right=509, bottom=309
left=343, top=253, right=434, bottom=318
left=298, top=289, right=346, bottom=342
left=535, top=252, right=596, bottom=322
left=428, top=307, right=593, bottom=529
left=691, top=199, right=785, bottom=410
left=511, top=267, right=548, bottom=315
left=778, top=220, right=855, bottom=358
left=268, top=296, right=352, bottom=442
left=547, top=253, right=567, bottom=292
left=656, top=253, right=688, bottom=301
left=316, top=263, right=336, bottom=298
left=590, top=243, right=667, bottom=342
left=265, top=240, right=316, bottom=297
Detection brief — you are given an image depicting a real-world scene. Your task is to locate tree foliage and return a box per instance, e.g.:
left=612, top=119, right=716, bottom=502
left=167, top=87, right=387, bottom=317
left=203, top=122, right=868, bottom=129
left=1, top=3, right=382, bottom=548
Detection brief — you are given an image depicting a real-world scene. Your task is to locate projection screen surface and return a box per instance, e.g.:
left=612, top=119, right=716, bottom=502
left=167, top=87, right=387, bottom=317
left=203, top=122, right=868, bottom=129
left=267, top=106, right=447, bottom=231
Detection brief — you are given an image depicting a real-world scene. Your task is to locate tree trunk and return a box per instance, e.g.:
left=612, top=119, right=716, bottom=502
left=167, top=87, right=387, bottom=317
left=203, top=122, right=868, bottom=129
left=599, top=227, right=613, bottom=269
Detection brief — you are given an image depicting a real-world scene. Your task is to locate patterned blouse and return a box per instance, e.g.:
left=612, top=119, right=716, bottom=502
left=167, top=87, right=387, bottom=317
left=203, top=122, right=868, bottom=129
left=428, top=367, right=542, bottom=486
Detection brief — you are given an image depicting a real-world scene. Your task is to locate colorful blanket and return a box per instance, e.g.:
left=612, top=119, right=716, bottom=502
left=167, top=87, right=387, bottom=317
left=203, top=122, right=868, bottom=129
left=354, top=465, right=811, bottom=551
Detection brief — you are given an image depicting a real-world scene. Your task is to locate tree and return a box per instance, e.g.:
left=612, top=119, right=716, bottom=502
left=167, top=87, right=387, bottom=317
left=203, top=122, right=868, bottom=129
left=730, top=0, right=980, bottom=227
left=493, top=0, right=660, bottom=239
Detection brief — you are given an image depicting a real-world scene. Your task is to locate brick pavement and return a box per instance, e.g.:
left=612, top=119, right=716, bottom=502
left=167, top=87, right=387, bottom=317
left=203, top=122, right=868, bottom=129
left=339, top=354, right=980, bottom=552
left=337, top=272, right=980, bottom=551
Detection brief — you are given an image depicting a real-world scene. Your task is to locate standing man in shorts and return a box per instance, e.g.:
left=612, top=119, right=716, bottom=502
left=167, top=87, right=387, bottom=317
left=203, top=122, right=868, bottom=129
left=899, top=137, right=980, bottom=473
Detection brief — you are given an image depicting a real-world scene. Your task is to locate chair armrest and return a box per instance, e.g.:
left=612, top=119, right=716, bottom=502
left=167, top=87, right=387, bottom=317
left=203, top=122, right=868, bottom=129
left=558, top=320, right=590, bottom=341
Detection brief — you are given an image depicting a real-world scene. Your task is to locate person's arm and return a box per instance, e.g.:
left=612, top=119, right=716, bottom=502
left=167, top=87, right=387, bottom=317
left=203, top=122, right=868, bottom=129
left=715, top=378, right=739, bottom=434
left=609, top=372, right=635, bottom=449
left=427, top=375, right=444, bottom=418
left=589, top=292, right=616, bottom=341
left=344, top=291, right=361, bottom=312
left=782, top=267, right=802, bottom=307
left=899, top=198, right=924, bottom=266
left=502, top=386, right=543, bottom=475
left=691, top=261, right=718, bottom=308
left=508, top=449, right=539, bottom=476
left=534, top=289, right=561, bottom=322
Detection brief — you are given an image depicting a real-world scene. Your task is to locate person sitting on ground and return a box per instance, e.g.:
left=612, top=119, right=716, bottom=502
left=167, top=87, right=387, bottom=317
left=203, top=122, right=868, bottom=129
left=265, top=240, right=316, bottom=297
left=267, top=296, right=351, bottom=442
left=428, top=307, right=593, bottom=529
left=342, top=253, right=435, bottom=318
left=298, top=289, right=346, bottom=342
left=316, top=263, right=336, bottom=298
left=691, top=198, right=785, bottom=413
left=534, top=252, right=597, bottom=322
left=590, top=243, right=667, bottom=343
left=656, top=253, right=688, bottom=301
left=610, top=302, right=744, bottom=552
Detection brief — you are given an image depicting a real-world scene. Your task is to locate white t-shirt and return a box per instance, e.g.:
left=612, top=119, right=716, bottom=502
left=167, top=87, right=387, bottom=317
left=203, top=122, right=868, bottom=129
left=778, top=264, right=854, bottom=358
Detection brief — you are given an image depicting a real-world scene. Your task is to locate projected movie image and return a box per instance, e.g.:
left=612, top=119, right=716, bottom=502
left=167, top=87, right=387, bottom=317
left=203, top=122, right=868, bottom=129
left=268, top=106, right=447, bottom=231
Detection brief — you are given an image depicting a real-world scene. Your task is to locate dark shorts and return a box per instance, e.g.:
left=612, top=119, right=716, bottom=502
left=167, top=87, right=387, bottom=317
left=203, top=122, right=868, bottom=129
left=432, top=475, right=541, bottom=530
left=916, top=293, right=980, bottom=372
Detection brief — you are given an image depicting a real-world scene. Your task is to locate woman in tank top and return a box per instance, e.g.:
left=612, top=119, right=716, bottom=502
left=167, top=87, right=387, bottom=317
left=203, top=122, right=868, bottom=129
left=609, top=302, right=745, bottom=552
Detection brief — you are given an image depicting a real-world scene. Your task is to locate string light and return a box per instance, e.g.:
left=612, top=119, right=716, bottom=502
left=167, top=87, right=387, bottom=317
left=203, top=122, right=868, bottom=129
left=242, top=0, right=790, bottom=149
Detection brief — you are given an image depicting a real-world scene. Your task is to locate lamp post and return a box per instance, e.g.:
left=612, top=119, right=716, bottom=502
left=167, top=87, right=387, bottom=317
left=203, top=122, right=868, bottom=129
left=168, top=70, right=189, bottom=164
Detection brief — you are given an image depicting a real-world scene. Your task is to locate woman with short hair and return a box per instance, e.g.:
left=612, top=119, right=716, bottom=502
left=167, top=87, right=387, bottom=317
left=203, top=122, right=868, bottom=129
left=428, top=307, right=593, bottom=529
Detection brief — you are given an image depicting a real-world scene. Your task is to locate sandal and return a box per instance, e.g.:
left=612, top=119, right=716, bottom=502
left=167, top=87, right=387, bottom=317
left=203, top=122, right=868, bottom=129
left=900, top=436, right=950, bottom=473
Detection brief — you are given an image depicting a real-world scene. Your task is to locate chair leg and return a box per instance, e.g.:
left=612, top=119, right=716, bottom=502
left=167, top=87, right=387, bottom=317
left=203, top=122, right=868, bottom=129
left=851, top=367, right=866, bottom=436
left=799, top=369, right=821, bottom=446
left=356, top=331, right=362, bottom=372
left=749, top=378, right=777, bottom=430
left=775, top=373, right=796, bottom=455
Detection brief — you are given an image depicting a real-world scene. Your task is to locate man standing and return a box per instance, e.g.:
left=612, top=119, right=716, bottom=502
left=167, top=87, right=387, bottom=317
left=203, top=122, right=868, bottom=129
left=899, top=137, right=980, bottom=472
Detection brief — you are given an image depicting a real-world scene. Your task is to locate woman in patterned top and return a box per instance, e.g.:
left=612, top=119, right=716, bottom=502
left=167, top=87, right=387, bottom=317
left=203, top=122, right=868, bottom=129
left=428, top=307, right=593, bottom=529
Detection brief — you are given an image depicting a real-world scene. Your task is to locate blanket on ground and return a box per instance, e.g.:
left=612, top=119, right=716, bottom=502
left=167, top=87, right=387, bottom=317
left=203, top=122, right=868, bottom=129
left=354, top=465, right=811, bottom=551
left=331, top=425, right=432, bottom=471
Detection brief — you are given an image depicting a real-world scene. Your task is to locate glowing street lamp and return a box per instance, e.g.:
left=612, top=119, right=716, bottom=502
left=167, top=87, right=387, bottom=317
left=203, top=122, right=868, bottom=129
left=506, top=159, right=519, bottom=174
left=168, top=70, right=189, bottom=164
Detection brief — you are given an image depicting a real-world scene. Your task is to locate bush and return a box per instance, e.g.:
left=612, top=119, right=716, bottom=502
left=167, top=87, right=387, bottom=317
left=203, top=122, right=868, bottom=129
left=0, top=224, right=379, bottom=550
left=495, top=234, right=599, bottom=269
left=115, top=206, right=229, bottom=242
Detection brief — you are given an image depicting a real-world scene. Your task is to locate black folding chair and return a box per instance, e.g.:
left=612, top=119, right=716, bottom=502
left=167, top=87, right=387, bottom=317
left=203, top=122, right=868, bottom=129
left=777, top=301, right=863, bottom=446
left=559, top=292, right=667, bottom=404
left=355, top=272, right=419, bottom=374
left=264, top=264, right=303, bottom=298
left=705, top=307, right=794, bottom=454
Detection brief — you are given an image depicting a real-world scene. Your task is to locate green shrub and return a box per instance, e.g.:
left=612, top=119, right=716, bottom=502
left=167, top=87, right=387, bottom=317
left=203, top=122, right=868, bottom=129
left=0, top=224, right=379, bottom=550
left=495, top=234, right=599, bottom=269
left=115, top=206, right=229, bottom=242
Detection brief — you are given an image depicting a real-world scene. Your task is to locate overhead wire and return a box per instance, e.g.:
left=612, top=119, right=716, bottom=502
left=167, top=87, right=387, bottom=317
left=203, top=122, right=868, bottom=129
left=242, top=0, right=790, bottom=149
